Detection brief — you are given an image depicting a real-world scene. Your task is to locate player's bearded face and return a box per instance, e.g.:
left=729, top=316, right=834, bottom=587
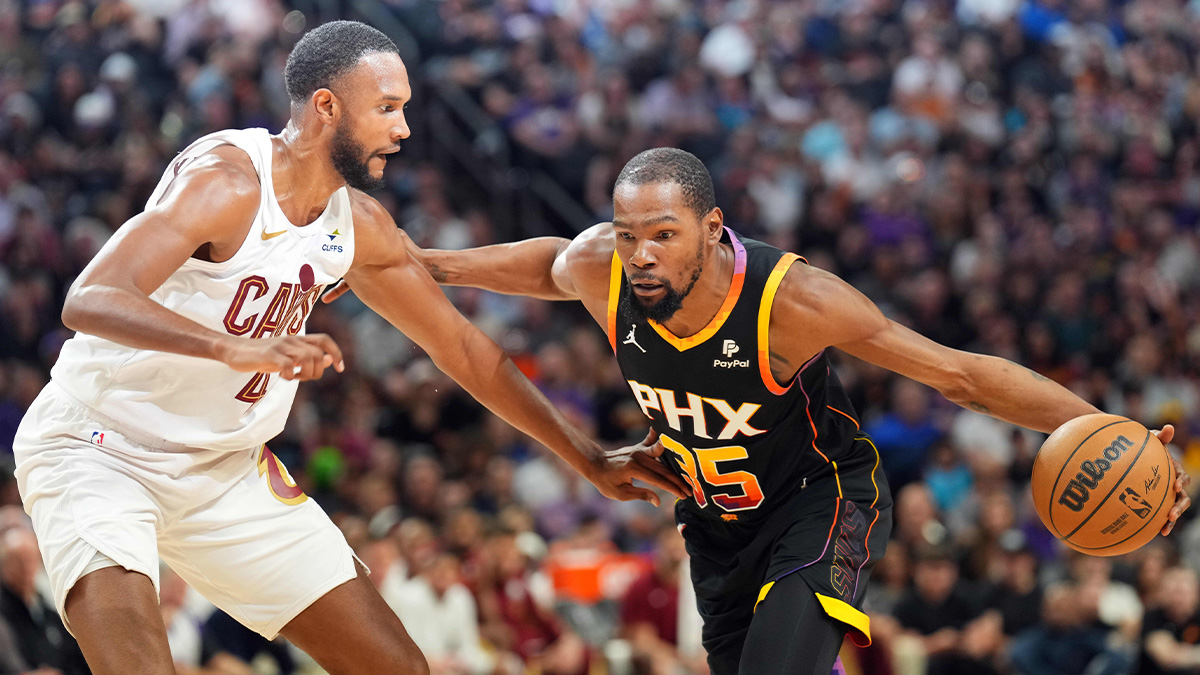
left=330, top=116, right=385, bottom=191
left=622, top=240, right=704, bottom=323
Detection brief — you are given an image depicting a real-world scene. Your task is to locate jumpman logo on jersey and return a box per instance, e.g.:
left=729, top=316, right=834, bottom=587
left=624, top=324, right=647, bottom=353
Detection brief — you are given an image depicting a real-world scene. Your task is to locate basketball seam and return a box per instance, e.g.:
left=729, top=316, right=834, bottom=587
left=1046, top=418, right=1137, bottom=536
left=1061, top=429, right=1150, bottom=539
left=1069, top=447, right=1173, bottom=551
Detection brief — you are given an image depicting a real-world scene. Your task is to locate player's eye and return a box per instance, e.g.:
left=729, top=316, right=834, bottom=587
left=381, top=105, right=394, bottom=113
left=659, top=232, right=673, bottom=239
left=618, top=232, right=633, bottom=241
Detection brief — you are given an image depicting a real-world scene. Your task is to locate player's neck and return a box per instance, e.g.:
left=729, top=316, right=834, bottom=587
left=271, top=123, right=345, bottom=226
left=658, top=242, right=734, bottom=337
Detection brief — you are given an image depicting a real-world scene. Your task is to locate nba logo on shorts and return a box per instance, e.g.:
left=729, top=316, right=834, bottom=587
left=722, top=339, right=739, bottom=358
left=90, top=431, right=104, bottom=446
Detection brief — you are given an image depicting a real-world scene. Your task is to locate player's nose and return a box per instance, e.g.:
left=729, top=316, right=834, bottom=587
left=629, top=241, right=656, bottom=268
left=391, top=115, right=410, bottom=141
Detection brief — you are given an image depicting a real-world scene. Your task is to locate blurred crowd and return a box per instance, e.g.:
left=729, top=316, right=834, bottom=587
left=3, top=0, right=1200, bottom=673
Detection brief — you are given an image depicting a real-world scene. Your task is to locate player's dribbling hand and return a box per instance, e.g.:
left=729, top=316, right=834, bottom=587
left=1154, top=425, right=1192, bottom=536
left=218, top=333, right=345, bottom=381
left=586, top=428, right=690, bottom=506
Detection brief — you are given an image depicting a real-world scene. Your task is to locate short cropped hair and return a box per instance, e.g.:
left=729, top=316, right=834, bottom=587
left=285, top=21, right=398, bottom=104
left=614, top=148, right=716, bottom=220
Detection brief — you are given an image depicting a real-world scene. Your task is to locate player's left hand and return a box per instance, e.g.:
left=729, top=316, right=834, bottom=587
left=587, top=428, right=690, bottom=506
left=1154, top=425, right=1191, bottom=536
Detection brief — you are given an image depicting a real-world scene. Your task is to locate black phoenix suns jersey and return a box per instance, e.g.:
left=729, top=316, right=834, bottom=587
left=608, top=228, right=883, bottom=528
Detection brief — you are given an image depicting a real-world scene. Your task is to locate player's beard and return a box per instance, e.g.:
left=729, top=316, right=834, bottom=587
left=621, top=246, right=704, bottom=324
left=330, top=118, right=385, bottom=191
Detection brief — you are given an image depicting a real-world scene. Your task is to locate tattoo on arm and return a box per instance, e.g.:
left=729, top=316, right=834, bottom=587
left=1027, top=367, right=1051, bottom=382
left=769, top=350, right=792, bottom=369
left=967, top=401, right=991, bottom=414
left=429, top=263, right=448, bottom=284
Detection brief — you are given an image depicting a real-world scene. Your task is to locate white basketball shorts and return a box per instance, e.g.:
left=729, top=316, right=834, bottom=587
left=13, top=381, right=360, bottom=639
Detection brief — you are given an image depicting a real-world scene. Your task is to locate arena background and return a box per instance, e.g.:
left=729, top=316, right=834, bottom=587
left=2, top=0, right=1200, bottom=673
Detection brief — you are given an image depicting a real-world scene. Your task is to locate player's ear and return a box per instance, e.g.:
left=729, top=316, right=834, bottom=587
left=705, top=207, right=724, bottom=242
left=311, top=88, right=339, bottom=125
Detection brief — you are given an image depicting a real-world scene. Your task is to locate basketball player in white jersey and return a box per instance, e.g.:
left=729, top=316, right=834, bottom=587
left=12, top=21, right=687, bottom=675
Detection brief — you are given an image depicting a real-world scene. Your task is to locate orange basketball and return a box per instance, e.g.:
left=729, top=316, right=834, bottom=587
left=1032, top=413, right=1175, bottom=557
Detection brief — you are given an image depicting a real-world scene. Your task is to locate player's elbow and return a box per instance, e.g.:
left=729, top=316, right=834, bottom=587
left=60, top=283, right=92, bottom=332
left=933, top=356, right=975, bottom=407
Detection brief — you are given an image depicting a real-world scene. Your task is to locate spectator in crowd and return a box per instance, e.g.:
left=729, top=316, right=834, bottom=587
left=0, top=527, right=87, bottom=675
left=892, top=543, right=995, bottom=675
left=475, top=529, right=591, bottom=675
left=1141, top=566, right=1200, bottom=675
left=618, top=523, right=706, bottom=675
left=983, top=530, right=1044, bottom=639
left=1010, top=582, right=1131, bottom=675
left=387, top=552, right=497, bottom=675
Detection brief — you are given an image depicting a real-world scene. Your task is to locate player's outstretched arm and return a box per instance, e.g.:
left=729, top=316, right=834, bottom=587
left=417, top=236, right=576, bottom=300
left=786, top=270, right=1195, bottom=535
left=345, top=196, right=685, bottom=504
left=771, top=264, right=1101, bottom=433
left=61, top=147, right=343, bottom=381
left=322, top=223, right=619, bottom=307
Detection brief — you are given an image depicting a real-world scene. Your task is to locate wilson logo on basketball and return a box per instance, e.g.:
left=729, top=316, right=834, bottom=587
left=1057, top=434, right=1135, bottom=512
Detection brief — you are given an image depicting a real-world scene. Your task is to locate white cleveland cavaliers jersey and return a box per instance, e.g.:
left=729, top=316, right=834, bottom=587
left=52, top=128, right=356, bottom=451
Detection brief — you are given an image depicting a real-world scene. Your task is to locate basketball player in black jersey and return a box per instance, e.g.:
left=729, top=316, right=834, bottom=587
left=326, top=148, right=1191, bottom=674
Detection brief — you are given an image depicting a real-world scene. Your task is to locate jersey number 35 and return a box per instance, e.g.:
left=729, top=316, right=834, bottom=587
left=661, top=434, right=765, bottom=512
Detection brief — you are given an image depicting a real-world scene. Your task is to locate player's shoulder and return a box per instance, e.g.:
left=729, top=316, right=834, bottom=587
left=160, top=143, right=261, bottom=211
left=773, top=257, right=855, bottom=319
left=346, top=188, right=408, bottom=239
left=344, top=188, right=415, bottom=268
left=563, top=222, right=617, bottom=279
left=346, top=188, right=390, bottom=224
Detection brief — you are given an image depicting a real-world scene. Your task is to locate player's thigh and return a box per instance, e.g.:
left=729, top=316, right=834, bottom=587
left=158, top=447, right=361, bottom=640
left=738, top=573, right=847, bottom=675
left=280, top=563, right=429, bottom=675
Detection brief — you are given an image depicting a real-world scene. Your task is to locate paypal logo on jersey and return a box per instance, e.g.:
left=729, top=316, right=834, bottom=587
left=321, top=228, right=344, bottom=254
left=714, top=338, right=749, bottom=368
left=722, top=339, right=739, bottom=357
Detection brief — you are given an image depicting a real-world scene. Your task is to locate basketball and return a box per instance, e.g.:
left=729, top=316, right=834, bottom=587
left=1032, top=413, right=1175, bottom=557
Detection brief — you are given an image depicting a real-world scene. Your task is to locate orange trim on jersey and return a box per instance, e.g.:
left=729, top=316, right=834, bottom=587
left=827, top=405, right=860, bottom=430
left=757, top=253, right=802, bottom=394
left=802, top=399, right=832, bottom=464
left=646, top=229, right=747, bottom=352
left=607, top=252, right=622, bottom=353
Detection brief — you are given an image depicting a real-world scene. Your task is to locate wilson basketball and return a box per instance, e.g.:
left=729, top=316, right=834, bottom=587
left=1032, top=413, right=1175, bottom=557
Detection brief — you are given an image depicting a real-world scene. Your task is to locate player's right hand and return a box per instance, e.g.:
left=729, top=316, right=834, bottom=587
left=218, top=333, right=345, bottom=381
